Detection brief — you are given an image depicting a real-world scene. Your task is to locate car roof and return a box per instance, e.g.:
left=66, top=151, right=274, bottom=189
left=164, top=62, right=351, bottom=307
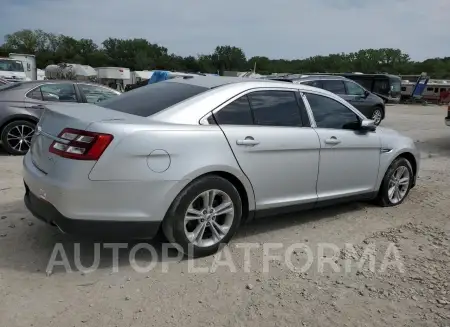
left=166, top=75, right=274, bottom=89
left=283, top=74, right=351, bottom=82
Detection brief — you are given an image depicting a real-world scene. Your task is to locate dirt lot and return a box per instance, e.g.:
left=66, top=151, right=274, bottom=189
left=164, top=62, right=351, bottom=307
left=0, top=104, right=449, bottom=327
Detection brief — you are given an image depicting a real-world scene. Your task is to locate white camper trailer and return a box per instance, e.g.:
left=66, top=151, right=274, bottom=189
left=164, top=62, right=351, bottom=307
left=44, top=63, right=97, bottom=81
left=37, top=68, right=46, bottom=80
left=131, top=70, right=151, bottom=84
left=96, top=67, right=130, bottom=92
left=8, top=53, right=36, bottom=80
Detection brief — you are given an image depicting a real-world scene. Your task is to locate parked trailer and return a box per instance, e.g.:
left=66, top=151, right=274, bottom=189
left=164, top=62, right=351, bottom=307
left=9, top=53, right=36, bottom=81
left=401, top=79, right=450, bottom=103
left=96, top=67, right=131, bottom=92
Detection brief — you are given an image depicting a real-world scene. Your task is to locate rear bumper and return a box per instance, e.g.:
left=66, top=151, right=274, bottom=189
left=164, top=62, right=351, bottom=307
left=24, top=184, right=161, bottom=239
left=22, top=152, right=189, bottom=239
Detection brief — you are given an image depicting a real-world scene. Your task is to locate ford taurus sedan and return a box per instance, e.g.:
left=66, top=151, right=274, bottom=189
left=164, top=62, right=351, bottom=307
left=0, top=80, right=120, bottom=155
left=23, top=76, right=420, bottom=257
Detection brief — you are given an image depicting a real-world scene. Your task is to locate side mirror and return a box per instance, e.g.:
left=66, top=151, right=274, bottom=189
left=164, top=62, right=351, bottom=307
left=364, top=90, right=370, bottom=98
left=360, top=119, right=376, bottom=132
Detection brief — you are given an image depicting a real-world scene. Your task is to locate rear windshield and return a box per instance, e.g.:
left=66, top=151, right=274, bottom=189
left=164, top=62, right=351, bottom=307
left=98, top=81, right=209, bottom=117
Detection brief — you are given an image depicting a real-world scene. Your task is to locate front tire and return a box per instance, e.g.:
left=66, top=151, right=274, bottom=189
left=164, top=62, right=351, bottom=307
left=162, top=175, right=243, bottom=257
left=1, top=120, right=36, bottom=155
left=371, top=107, right=384, bottom=126
left=376, top=157, right=413, bottom=207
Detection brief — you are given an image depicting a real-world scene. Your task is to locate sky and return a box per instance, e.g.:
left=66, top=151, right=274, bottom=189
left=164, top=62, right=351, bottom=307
left=1, top=0, right=449, bottom=61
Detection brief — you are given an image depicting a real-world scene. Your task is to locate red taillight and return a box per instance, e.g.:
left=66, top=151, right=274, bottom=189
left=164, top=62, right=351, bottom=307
left=49, top=128, right=113, bottom=160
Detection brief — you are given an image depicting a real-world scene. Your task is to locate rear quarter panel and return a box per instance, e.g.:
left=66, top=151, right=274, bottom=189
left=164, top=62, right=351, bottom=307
left=88, top=124, right=256, bottom=210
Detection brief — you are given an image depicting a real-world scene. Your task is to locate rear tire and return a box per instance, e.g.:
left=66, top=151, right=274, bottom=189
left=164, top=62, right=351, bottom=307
left=1, top=120, right=36, bottom=155
left=162, top=175, right=243, bottom=258
left=376, top=157, right=413, bottom=207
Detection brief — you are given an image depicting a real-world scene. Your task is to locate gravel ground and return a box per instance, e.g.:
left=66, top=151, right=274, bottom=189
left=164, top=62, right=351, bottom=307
left=0, top=104, right=449, bottom=327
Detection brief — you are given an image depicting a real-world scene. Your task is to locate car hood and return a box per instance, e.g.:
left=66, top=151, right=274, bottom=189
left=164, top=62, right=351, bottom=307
left=376, top=126, right=401, bottom=136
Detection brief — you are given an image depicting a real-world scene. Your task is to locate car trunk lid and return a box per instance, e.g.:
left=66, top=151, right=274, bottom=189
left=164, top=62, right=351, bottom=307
left=30, top=103, right=141, bottom=174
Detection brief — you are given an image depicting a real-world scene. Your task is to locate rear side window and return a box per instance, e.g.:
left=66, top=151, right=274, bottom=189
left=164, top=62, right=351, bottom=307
left=321, top=80, right=346, bottom=94
left=302, top=80, right=323, bottom=88
left=248, top=90, right=303, bottom=127
left=98, top=81, right=208, bottom=117
left=214, top=96, right=253, bottom=125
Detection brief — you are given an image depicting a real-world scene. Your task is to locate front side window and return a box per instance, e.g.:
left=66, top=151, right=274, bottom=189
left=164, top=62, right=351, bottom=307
left=350, top=77, right=373, bottom=91
left=214, top=96, right=253, bottom=125
left=344, top=81, right=365, bottom=96
left=39, top=83, right=77, bottom=102
left=321, top=80, right=346, bottom=94
left=247, top=90, right=303, bottom=127
left=305, top=93, right=360, bottom=130
left=0, top=59, right=24, bottom=72
left=79, top=84, right=119, bottom=104
left=389, top=77, right=401, bottom=93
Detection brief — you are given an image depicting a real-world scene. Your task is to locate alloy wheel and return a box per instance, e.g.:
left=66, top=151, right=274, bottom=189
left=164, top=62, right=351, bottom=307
left=6, top=124, right=35, bottom=153
left=372, top=109, right=382, bottom=125
left=387, top=165, right=410, bottom=204
left=184, top=189, right=235, bottom=247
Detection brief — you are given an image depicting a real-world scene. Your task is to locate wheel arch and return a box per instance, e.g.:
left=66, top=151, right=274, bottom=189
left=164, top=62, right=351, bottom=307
left=396, top=151, right=417, bottom=184
left=177, top=168, right=256, bottom=222
left=0, top=115, right=38, bottom=135
left=374, top=104, right=385, bottom=119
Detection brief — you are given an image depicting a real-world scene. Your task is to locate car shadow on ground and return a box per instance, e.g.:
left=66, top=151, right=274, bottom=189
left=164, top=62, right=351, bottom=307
left=0, top=199, right=373, bottom=275
left=416, top=136, right=450, bottom=157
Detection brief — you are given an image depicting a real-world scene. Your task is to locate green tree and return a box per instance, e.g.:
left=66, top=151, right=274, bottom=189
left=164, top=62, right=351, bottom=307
left=2, top=28, right=450, bottom=78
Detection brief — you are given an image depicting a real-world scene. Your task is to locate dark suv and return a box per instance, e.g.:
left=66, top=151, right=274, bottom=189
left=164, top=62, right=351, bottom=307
left=268, top=75, right=386, bottom=125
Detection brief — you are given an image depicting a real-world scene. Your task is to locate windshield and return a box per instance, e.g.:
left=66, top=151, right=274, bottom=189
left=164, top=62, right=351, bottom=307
left=98, top=81, right=209, bottom=117
left=0, top=59, right=24, bottom=73
left=389, top=77, right=401, bottom=92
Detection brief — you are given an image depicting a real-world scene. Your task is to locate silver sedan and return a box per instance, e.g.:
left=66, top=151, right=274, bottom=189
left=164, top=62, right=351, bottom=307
left=23, top=76, right=420, bottom=257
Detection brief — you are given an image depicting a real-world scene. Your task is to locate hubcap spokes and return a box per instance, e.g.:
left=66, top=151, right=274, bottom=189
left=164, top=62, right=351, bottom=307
left=388, top=166, right=410, bottom=204
left=372, top=110, right=382, bottom=124
left=184, top=189, right=234, bottom=247
left=6, top=125, right=34, bottom=153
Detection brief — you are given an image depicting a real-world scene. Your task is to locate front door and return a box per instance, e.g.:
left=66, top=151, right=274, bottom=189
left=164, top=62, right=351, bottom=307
left=303, top=91, right=381, bottom=201
left=213, top=89, right=321, bottom=211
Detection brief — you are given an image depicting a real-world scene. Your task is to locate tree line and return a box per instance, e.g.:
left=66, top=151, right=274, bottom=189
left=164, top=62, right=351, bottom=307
left=1, top=29, right=450, bottom=78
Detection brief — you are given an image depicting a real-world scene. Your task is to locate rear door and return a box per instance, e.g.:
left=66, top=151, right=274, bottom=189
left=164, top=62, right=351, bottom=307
left=213, top=88, right=321, bottom=212
left=303, top=91, right=381, bottom=201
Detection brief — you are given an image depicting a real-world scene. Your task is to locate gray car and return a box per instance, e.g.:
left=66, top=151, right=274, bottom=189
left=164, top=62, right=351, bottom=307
left=0, top=80, right=121, bottom=155
left=268, top=75, right=386, bottom=125
left=23, top=76, right=419, bottom=257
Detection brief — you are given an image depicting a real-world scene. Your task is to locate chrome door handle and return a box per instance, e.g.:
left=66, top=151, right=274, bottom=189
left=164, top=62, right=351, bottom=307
left=324, top=136, right=341, bottom=145
left=236, top=136, right=259, bottom=146
left=30, top=105, right=45, bottom=109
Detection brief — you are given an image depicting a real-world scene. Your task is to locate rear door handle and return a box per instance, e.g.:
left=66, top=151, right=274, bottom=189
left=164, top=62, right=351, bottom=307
left=30, top=105, right=45, bottom=109
left=236, top=136, right=260, bottom=146
left=324, top=136, right=341, bottom=145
